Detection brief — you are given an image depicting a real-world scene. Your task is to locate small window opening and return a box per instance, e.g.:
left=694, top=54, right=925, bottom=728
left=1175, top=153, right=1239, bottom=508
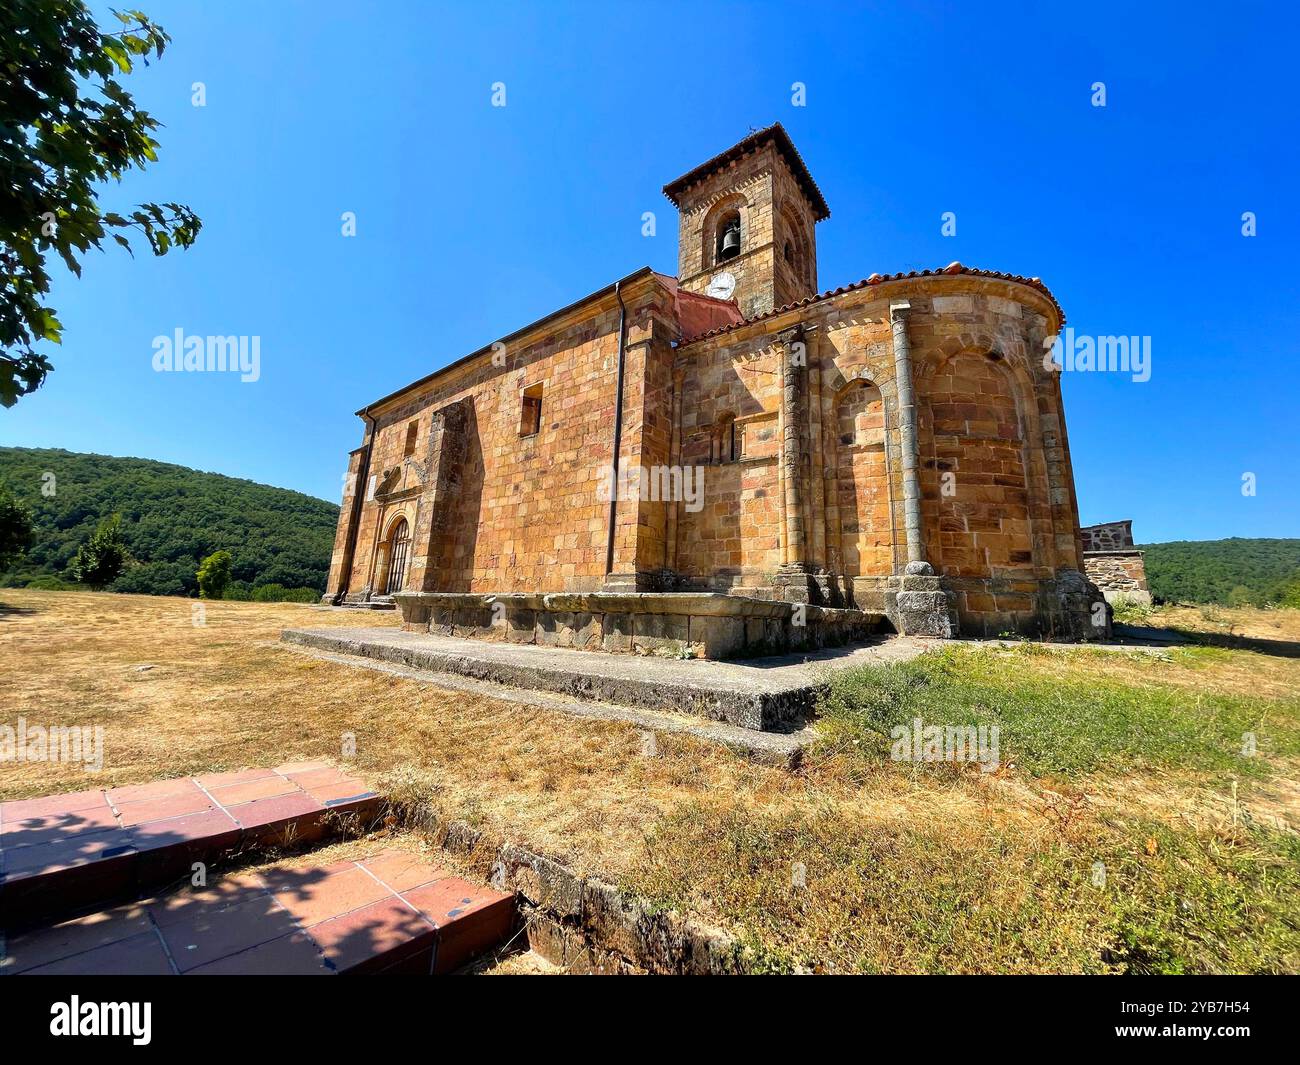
left=715, top=414, right=739, bottom=463
left=403, top=420, right=419, bottom=457
left=520, top=383, right=543, bottom=436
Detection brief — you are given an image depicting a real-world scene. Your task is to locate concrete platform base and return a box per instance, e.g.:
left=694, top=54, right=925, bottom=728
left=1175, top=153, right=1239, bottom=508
left=276, top=640, right=814, bottom=767
left=280, top=626, right=927, bottom=734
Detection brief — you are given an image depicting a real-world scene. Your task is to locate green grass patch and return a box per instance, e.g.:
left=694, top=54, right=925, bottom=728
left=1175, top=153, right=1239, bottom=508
left=1098, top=818, right=1300, bottom=974
left=1170, top=645, right=1236, bottom=668
left=1111, top=596, right=1156, bottom=625
left=629, top=802, right=1300, bottom=974
left=816, top=646, right=1299, bottom=778
left=631, top=802, right=1114, bottom=973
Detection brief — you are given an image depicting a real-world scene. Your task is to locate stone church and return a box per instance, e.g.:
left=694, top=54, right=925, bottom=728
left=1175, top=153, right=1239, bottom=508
left=324, top=124, right=1108, bottom=656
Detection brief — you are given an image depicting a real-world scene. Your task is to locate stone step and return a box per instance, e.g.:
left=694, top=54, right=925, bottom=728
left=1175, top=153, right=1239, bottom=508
left=282, top=626, right=854, bottom=731
left=281, top=626, right=923, bottom=734
left=0, top=763, right=381, bottom=932
left=342, top=595, right=397, bottom=610
left=278, top=639, right=813, bottom=768
left=0, top=849, right=514, bottom=975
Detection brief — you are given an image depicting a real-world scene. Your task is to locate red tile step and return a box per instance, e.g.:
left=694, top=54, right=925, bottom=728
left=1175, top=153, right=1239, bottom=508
left=0, top=850, right=515, bottom=975
left=0, top=763, right=381, bottom=931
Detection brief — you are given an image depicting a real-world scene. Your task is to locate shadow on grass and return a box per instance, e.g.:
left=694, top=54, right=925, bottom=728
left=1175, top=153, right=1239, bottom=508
left=1116, top=621, right=1300, bottom=659
left=1180, top=629, right=1300, bottom=659
left=0, top=600, right=38, bottom=622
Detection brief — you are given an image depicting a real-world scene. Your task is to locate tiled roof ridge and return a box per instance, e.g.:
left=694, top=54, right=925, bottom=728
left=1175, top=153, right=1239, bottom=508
left=662, top=122, right=830, bottom=222
left=679, top=262, right=1065, bottom=343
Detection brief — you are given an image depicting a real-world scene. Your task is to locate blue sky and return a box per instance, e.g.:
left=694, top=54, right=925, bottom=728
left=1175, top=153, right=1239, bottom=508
left=3, top=0, right=1296, bottom=542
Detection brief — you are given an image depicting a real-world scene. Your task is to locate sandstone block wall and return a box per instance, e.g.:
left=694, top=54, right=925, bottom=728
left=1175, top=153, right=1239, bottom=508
left=325, top=264, right=1096, bottom=639
left=326, top=446, right=366, bottom=594
left=331, top=272, right=675, bottom=601
left=673, top=142, right=818, bottom=318
left=673, top=273, right=1087, bottom=635
left=673, top=335, right=786, bottom=591
left=1080, top=521, right=1149, bottom=604
left=327, top=264, right=1097, bottom=639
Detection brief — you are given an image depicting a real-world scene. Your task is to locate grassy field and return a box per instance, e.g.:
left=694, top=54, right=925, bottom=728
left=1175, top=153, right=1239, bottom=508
left=2, top=589, right=1297, bottom=973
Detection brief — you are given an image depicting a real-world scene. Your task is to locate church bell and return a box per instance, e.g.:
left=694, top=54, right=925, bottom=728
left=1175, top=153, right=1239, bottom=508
left=719, top=225, right=741, bottom=260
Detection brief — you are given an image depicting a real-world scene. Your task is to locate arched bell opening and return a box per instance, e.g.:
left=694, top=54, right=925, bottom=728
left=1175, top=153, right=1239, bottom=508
left=716, top=212, right=741, bottom=263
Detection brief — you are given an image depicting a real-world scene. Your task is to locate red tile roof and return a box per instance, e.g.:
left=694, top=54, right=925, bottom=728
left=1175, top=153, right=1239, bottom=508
left=662, top=123, right=830, bottom=222
left=678, top=262, right=1065, bottom=343
left=673, top=286, right=745, bottom=339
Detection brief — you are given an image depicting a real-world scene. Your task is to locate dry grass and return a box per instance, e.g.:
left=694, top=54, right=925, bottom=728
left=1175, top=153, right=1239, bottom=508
left=1007, top=639, right=1298, bottom=702
left=0, top=590, right=790, bottom=872
left=2, top=589, right=1297, bottom=973
left=463, top=949, right=562, bottom=975
left=1153, top=602, right=1300, bottom=643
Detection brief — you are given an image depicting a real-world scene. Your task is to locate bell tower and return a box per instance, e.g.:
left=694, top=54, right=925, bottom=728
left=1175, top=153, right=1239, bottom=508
left=663, top=123, right=829, bottom=319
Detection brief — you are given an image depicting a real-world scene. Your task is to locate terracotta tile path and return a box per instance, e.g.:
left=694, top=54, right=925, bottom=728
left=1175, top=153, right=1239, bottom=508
left=0, top=767, right=515, bottom=974
left=2, top=849, right=514, bottom=975
left=0, top=762, right=380, bottom=929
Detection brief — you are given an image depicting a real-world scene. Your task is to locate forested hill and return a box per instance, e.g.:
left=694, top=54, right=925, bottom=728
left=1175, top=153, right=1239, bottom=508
left=1142, top=538, right=1300, bottom=607
left=0, top=447, right=338, bottom=597
left=2, top=447, right=1294, bottom=607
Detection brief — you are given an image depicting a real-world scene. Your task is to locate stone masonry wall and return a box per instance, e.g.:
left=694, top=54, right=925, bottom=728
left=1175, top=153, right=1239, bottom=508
left=1083, top=551, right=1150, bottom=603
left=673, top=335, right=786, bottom=593
left=1080, top=521, right=1148, bottom=604
left=325, top=446, right=366, bottom=593
left=674, top=274, right=1086, bottom=634
left=674, top=143, right=818, bottom=318
left=332, top=274, right=674, bottom=599
left=905, top=281, right=1085, bottom=634
left=1080, top=519, right=1135, bottom=552
left=330, top=267, right=1093, bottom=638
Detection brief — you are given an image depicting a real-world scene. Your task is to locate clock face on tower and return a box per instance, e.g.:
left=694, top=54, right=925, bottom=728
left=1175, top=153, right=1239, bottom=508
left=706, top=271, right=736, bottom=300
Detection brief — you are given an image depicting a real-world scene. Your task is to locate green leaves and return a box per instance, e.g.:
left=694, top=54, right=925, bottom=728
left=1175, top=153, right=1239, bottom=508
left=107, top=201, right=203, bottom=256
left=1145, top=539, right=1300, bottom=607
left=101, top=36, right=131, bottom=72
left=196, top=548, right=233, bottom=600
left=0, top=482, right=36, bottom=575
left=110, top=9, right=170, bottom=61
left=0, top=1, right=199, bottom=406
left=38, top=308, right=62, bottom=343
left=69, top=511, right=131, bottom=590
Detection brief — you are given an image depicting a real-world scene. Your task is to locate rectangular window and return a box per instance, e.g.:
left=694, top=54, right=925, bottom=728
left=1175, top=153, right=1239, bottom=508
left=403, top=420, right=419, bottom=457
left=520, top=384, right=543, bottom=436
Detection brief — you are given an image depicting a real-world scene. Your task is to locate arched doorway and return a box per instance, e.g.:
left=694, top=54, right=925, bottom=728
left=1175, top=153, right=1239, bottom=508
left=385, top=518, right=411, bottom=594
